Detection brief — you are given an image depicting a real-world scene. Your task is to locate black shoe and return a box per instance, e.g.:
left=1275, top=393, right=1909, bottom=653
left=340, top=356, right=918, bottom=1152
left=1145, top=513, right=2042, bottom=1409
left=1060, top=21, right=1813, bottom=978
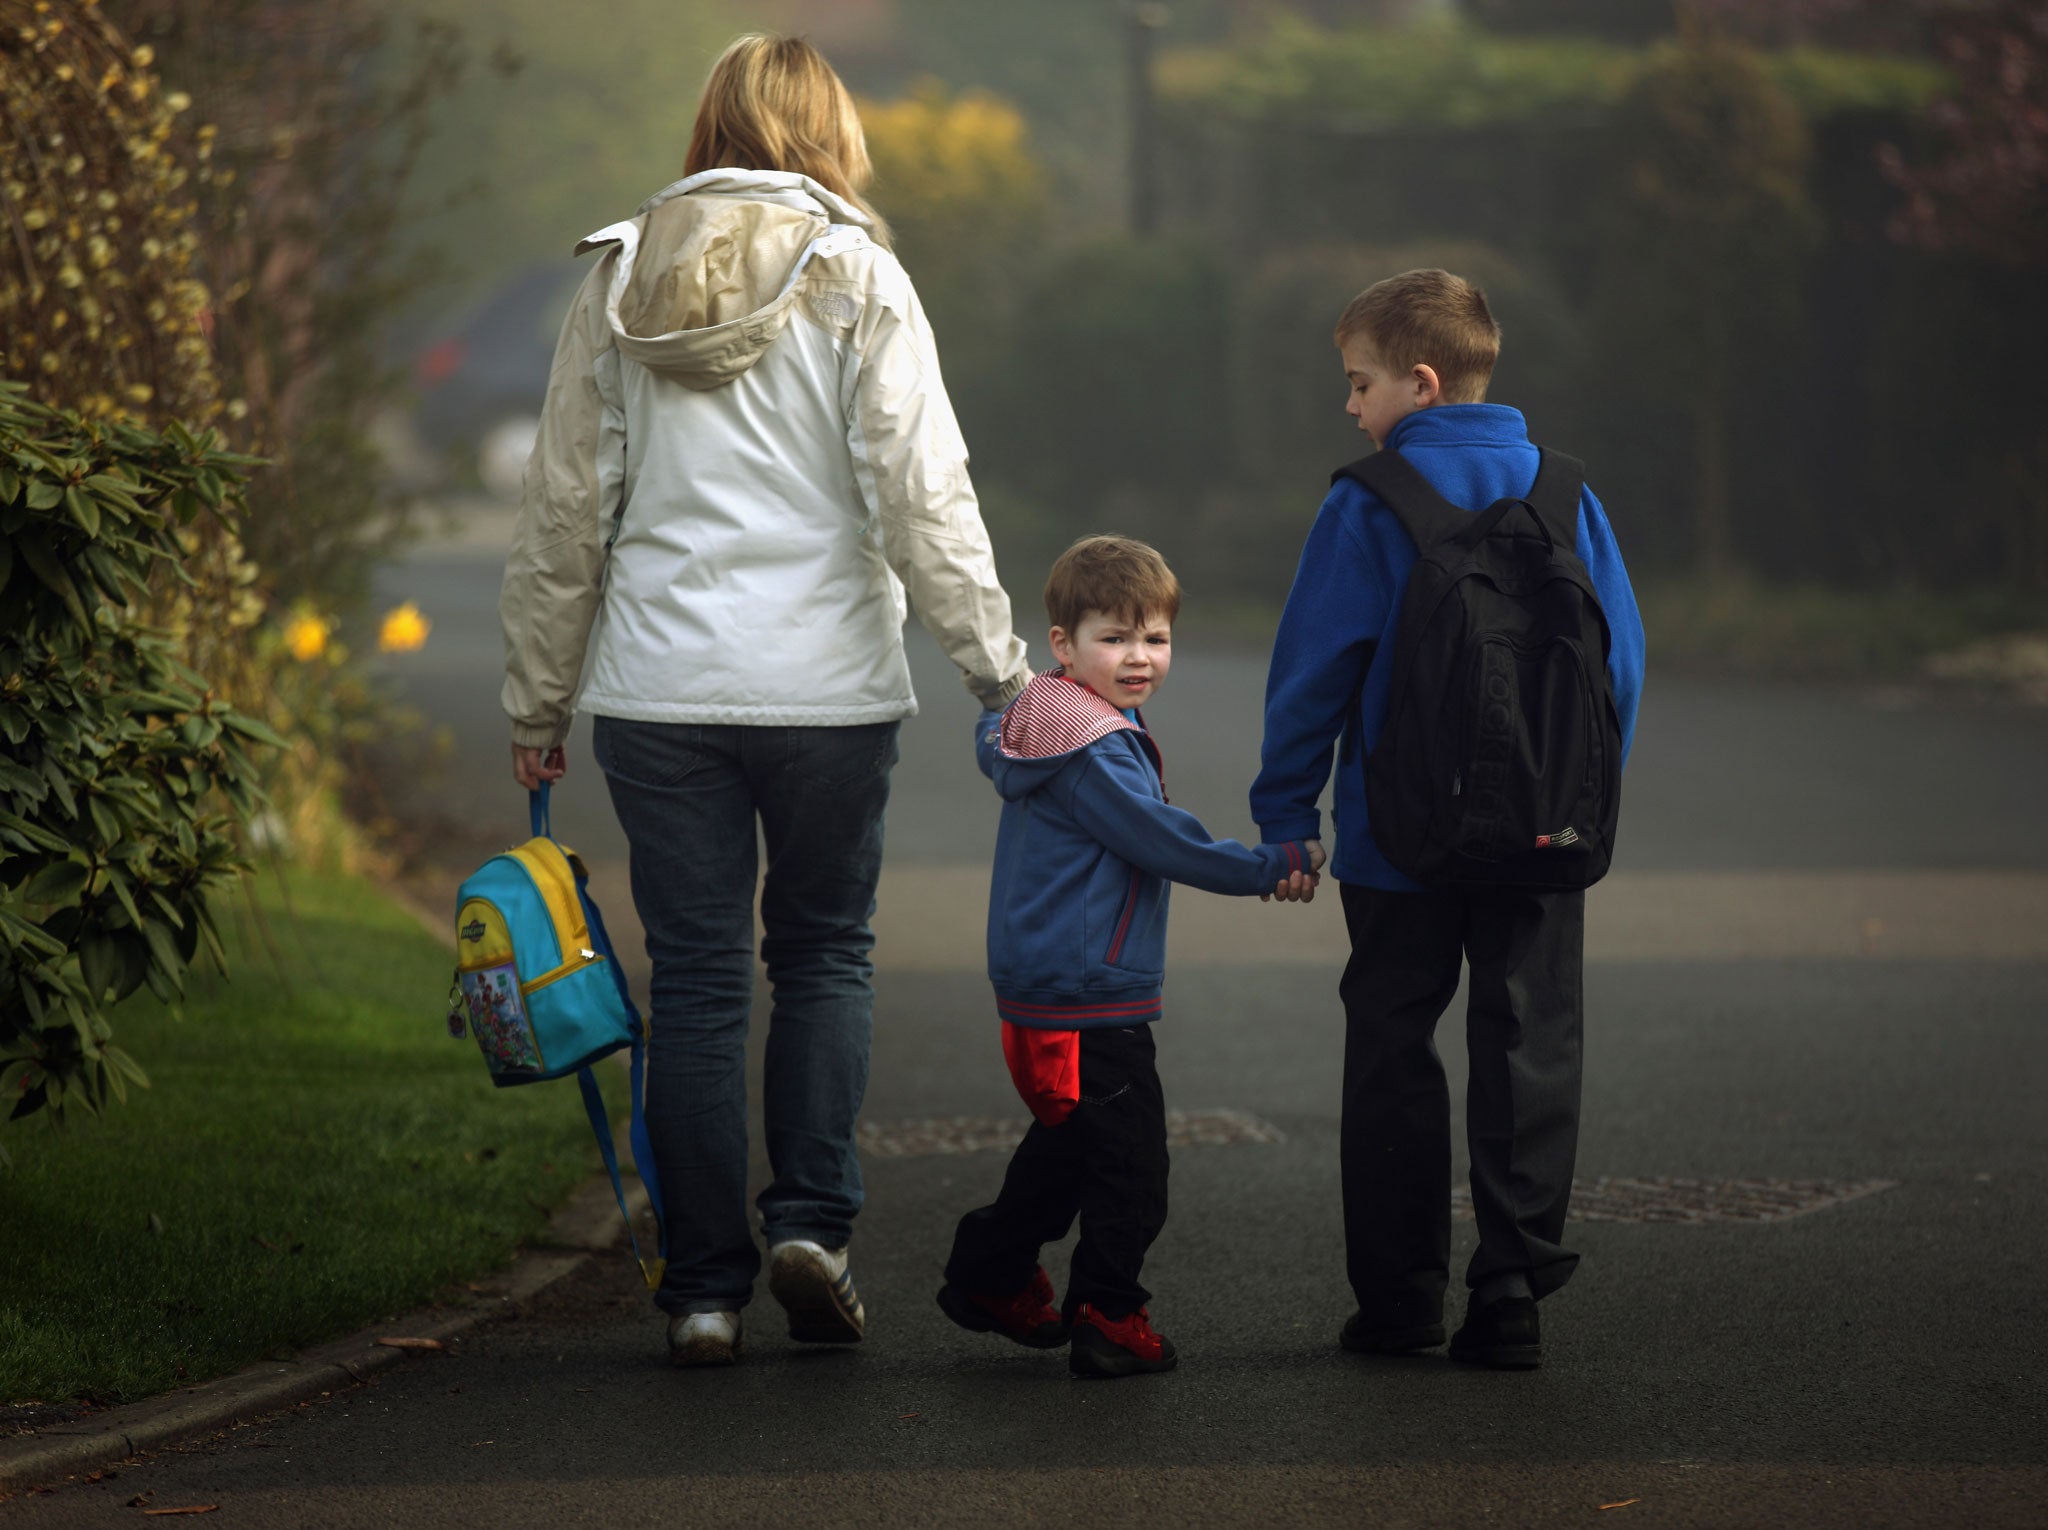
left=1339, top=1312, right=1446, bottom=1355
left=1448, top=1296, right=1542, bottom=1370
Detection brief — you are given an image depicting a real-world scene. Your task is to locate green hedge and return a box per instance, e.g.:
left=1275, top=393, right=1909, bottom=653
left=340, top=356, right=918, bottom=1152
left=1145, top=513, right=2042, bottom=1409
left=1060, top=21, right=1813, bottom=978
left=1157, top=17, right=1943, bottom=129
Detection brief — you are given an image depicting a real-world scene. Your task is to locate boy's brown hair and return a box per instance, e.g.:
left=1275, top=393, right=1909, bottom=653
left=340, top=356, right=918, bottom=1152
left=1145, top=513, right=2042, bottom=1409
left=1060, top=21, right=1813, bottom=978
left=1333, top=268, right=1501, bottom=404
left=1043, top=535, right=1182, bottom=635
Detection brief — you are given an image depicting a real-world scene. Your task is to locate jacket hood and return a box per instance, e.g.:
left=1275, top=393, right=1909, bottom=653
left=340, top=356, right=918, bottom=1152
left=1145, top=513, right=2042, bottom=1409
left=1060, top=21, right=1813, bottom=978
left=989, top=671, right=1143, bottom=802
left=574, top=169, right=873, bottom=392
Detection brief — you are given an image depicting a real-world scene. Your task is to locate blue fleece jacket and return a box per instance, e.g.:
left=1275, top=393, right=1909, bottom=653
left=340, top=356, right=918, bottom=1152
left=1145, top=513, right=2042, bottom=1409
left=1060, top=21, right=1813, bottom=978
left=981, top=672, right=1315, bottom=1029
left=1250, top=404, right=1645, bottom=890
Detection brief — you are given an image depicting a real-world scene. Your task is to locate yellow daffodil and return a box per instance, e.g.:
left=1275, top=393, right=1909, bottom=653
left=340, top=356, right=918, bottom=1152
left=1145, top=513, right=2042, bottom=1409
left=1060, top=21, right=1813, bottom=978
left=377, top=602, right=430, bottom=653
left=283, top=613, right=330, bottom=662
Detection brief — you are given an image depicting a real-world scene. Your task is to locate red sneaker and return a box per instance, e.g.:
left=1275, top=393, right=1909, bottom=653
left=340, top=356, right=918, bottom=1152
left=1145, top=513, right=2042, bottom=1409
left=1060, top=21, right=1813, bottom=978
left=1068, top=1302, right=1178, bottom=1378
left=936, top=1265, right=1070, bottom=1349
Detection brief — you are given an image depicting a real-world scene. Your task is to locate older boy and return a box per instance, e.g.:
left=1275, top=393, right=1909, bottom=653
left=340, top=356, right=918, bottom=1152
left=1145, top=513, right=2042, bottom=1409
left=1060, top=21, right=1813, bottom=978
left=938, top=535, right=1321, bottom=1379
left=1252, top=270, right=1644, bottom=1369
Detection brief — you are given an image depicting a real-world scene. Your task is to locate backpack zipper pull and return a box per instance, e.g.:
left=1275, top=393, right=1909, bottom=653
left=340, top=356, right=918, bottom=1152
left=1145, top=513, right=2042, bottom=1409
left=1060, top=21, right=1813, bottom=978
left=446, top=972, right=468, bottom=1038
left=1451, top=770, right=1463, bottom=797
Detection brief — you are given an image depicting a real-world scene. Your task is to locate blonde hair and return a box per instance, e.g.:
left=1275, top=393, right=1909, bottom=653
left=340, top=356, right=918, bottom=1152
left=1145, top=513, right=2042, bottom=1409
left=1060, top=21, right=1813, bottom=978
left=685, top=33, right=891, bottom=245
left=1044, top=536, right=1182, bottom=636
left=1334, top=268, right=1501, bottom=404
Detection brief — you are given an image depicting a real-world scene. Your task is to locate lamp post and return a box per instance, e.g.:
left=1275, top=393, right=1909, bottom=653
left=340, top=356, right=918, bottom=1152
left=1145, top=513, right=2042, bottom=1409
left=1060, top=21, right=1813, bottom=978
left=1125, top=2, right=1170, bottom=236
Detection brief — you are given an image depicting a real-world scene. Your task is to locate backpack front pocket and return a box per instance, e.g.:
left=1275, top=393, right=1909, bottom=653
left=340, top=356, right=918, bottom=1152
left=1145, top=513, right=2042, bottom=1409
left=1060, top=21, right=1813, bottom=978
left=521, top=958, right=633, bottom=1076
left=461, top=961, right=546, bottom=1076
left=457, top=897, right=552, bottom=1079
left=1447, top=636, right=1592, bottom=864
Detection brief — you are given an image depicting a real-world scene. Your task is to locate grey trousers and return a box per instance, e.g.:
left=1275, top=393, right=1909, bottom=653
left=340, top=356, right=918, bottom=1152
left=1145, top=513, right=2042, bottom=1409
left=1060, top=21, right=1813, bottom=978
left=1337, top=881, right=1585, bottom=1326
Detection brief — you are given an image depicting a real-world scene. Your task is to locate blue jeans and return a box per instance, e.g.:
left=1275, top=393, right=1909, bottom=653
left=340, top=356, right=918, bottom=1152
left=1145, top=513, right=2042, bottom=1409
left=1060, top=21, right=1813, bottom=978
left=591, top=716, right=899, bottom=1316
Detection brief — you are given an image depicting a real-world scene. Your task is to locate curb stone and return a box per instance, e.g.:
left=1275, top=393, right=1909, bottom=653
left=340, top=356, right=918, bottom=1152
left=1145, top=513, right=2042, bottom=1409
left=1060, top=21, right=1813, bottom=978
left=0, top=1173, right=650, bottom=1498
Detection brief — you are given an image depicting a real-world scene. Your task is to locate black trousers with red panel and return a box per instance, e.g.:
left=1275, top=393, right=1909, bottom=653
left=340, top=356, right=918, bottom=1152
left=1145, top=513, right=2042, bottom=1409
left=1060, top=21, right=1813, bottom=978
left=944, top=1023, right=1168, bottom=1320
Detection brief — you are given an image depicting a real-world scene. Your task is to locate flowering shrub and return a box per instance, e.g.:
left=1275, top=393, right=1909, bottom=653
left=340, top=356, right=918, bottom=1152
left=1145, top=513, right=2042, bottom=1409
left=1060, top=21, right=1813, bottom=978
left=0, top=0, right=223, bottom=425
left=860, top=80, right=1045, bottom=270
left=0, top=383, right=275, bottom=1147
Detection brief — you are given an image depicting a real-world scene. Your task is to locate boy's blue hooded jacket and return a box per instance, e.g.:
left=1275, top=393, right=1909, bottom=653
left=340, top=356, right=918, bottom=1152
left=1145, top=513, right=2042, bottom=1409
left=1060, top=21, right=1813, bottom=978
left=1251, top=405, right=1646, bottom=890
left=981, top=672, right=1315, bottom=1029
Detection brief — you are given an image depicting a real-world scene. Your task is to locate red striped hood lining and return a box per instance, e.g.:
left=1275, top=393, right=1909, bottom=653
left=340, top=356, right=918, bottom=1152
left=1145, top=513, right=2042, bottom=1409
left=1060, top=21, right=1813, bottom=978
left=997, top=670, right=1138, bottom=761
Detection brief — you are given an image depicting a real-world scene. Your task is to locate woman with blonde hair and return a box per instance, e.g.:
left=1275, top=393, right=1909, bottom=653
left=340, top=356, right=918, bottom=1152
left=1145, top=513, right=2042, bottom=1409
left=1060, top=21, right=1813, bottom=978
left=499, top=33, right=1030, bottom=1367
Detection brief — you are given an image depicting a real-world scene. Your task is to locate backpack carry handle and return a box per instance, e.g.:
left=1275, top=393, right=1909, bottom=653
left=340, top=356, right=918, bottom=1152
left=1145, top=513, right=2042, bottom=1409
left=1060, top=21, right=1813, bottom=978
left=530, top=782, right=552, bottom=840
left=1458, top=497, right=1555, bottom=551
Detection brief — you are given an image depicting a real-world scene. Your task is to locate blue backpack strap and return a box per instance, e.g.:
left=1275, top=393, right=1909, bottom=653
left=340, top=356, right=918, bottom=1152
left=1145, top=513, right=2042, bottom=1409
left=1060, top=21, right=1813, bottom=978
left=532, top=783, right=669, bottom=1291
left=625, top=1034, right=664, bottom=1276
left=574, top=1065, right=664, bottom=1291
left=573, top=877, right=668, bottom=1283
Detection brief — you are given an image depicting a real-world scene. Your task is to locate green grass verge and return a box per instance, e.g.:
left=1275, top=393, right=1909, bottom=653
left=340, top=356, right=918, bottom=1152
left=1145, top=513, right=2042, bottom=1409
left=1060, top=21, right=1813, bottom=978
left=1637, top=578, right=2045, bottom=683
left=0, top=866, right=615, bottom=1408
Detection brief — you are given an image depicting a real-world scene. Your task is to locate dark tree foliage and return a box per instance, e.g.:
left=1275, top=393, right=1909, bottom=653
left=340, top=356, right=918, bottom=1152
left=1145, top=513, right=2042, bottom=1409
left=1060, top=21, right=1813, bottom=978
left=1879, top=1, right=2048, bottom=260
left=107, top=0, right=510, bottom=611
left=1700, top=0, right=2048, bottom=261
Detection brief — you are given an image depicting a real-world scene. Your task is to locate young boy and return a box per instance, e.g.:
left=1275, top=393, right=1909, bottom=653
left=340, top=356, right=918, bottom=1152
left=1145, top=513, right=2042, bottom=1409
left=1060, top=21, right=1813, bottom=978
left=1251, top=269, right=1645, bottom=1369
left=937, top=535, right=1322, bottom=1380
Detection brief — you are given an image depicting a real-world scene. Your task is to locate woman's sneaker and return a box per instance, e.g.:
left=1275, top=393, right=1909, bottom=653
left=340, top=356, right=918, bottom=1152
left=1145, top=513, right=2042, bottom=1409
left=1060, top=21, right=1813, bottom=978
left=1068, top=1303, right=1177, bottom=1378
left=767, top=1239, right=865, bottom=1343
left=936, top=1266, right=1070, bottom=1349
left=667, top=1309, right=742, bottom=1367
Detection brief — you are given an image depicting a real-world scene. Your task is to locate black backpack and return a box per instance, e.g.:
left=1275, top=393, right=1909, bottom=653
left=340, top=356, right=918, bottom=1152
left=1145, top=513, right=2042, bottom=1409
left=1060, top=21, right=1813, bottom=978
left=1336, top=446, right=1622, bottom=892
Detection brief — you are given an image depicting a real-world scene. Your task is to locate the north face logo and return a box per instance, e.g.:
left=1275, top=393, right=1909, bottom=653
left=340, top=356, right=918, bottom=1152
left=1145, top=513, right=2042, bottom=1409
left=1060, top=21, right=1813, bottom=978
left=807, top=289, right=856, bottom=327
left=461, top=919, right=487, bottom=943
left=1534, top=828, right=1581, bottom=849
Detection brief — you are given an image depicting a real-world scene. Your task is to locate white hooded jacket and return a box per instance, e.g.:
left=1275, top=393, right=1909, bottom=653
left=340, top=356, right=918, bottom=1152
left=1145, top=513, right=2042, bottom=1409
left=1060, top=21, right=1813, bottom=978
left=500, top=169, right=1031, bottom=747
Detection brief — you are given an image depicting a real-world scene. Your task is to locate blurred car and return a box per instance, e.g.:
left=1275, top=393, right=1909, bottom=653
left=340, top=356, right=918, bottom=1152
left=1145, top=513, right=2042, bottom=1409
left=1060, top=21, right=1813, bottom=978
left=408, top=261, right=585, bottom=499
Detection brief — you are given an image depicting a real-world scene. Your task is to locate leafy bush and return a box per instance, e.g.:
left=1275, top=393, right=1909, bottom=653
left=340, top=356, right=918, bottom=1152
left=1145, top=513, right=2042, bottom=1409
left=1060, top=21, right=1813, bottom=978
left=861, top=79, right=1048, bottom=481
left=1003, top=235, right=1229, bottom=507
left=0, top=383, right=276, bottom=1151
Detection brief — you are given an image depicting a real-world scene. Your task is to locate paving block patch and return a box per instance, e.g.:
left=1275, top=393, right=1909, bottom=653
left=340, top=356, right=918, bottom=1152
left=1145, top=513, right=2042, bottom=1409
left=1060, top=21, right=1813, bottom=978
left=857, top=1108, right=1284, bottom=1158
left=1452, top=1176, right=1900, bottom=1224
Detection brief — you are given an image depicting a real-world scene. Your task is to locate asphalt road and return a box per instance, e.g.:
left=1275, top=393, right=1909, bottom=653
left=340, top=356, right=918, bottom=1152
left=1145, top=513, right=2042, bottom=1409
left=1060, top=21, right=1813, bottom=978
left=9, top=504, right=2045, bottom=1528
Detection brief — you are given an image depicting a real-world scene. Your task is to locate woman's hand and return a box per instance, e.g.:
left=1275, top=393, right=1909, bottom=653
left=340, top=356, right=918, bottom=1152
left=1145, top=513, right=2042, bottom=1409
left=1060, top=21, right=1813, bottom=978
left=512, top=743, right=567, bottom=790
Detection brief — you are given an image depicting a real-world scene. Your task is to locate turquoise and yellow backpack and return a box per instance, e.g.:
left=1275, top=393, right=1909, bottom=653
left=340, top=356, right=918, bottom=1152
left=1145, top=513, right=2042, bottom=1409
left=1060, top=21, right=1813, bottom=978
left=446, top=784, right=665, bottom=1288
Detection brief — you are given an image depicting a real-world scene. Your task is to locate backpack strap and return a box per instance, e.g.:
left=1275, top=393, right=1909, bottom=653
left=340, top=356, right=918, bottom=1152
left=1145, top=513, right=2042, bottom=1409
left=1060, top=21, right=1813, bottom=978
left=530, top=784, right=670, bottom=1293
left=1339, top=447, right=1587, bottom=554
left=1525, top=448, right=1586, bottom=548
left=1335, top=449, right=1475, bottom=551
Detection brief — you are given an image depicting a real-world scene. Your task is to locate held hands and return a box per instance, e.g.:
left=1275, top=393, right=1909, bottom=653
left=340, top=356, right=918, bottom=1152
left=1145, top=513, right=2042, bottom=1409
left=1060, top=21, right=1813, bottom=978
left=511, top=743, right=567, bottom=790
left=1261, top=839, right=1326, bottom=904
